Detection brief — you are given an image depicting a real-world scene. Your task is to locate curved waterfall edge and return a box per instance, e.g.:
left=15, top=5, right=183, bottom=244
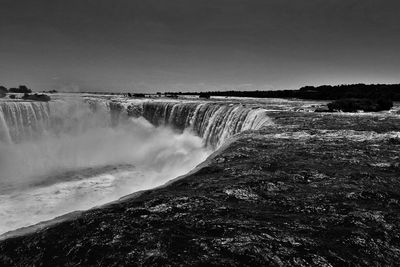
left=0, top=125, right=246, bottom=241
left=0, top=98, right=275, bottom=148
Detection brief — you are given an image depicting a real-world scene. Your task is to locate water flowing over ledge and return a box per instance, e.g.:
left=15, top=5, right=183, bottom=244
left=0, top=96, right=274, bottom=235
left=136, top=100, right=274, bottom=147
left=0, top=98, right=274, bottom=147
left=2, top=100, right=400, bottom=265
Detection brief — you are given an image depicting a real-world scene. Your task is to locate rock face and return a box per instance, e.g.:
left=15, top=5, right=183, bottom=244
left=1, top=111, right=400, bottom=266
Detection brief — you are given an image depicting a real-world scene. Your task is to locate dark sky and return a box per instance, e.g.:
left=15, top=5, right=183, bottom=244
left=1, top=0, right=399, bottom=92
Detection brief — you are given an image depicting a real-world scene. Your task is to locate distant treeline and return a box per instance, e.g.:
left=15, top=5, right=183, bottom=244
left=165, top=84, right=400, bottom=101
left=0, top=85, right=52, bottom=101
left=0, top=85, right=32, bottom=94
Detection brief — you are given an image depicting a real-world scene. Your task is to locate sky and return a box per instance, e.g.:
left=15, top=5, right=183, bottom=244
left=0, top=0, right=399, bottom=92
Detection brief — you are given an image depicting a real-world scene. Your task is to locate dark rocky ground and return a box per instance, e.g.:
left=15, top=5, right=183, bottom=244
left=1, top=111, right=400, bottom=266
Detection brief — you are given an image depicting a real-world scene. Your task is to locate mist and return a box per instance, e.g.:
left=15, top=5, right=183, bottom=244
left=0, top=101, right=211, bottom=234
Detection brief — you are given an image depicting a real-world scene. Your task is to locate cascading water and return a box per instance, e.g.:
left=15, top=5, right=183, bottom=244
left=0, top=95, right=273, bottom=235
left=0, top=99, right=110, bottom=144
left=0, top=101, right=50, bottom=143
left=137, top=100, right=273, bottom=147
left=0, top=98, right=273, bottom=147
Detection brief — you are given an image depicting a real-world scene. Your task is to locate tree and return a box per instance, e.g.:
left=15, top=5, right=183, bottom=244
left=9, top=85, right=32, bottom=93
left=0, top=86, right=8, bottom=93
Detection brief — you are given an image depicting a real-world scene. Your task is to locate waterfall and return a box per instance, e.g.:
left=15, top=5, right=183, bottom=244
left=0, top=101, right=50, bottom=143
left=0, top=98, right=273, bottom=147
left=0, top=96, right=273, bottom=234
left=0, top=99, right=127, bottom=144
left=138, top=101, right=273, bottom=147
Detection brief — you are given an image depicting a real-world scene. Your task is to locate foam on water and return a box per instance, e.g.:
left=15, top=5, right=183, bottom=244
left=0, top=98, right=211, bottom=234
left=0, top=94, right=397, bottom=234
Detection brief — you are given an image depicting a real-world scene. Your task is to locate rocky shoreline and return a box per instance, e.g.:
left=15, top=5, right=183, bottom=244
left=1, top=111, right=400, bottom=266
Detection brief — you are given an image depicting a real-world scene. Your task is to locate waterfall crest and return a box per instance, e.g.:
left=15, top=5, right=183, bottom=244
left=0, top=101, right=50, bottom=143
left=0, top=98, right=273, bottom=147
left=138, top=101, right=273, bottom=147
left=0, top=96, right=273, bottom=234
left=0, top=99, right=124, bottom=144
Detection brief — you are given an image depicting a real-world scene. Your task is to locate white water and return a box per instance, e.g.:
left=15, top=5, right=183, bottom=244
left=1, top=95, right=396, bottom=235
left=0, top=95, right=279, bottom=235
left=0, top=98, right=210, bottom=234
left=137, top=100, right=275, bottom=147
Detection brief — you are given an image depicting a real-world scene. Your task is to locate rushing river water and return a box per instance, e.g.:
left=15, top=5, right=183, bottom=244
left=0, top=94, right=399, bottom=235
left=0, top=94, right=276, bottom=234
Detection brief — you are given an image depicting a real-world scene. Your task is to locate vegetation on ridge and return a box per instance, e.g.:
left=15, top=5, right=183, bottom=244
left=0, top=85, right=50, bottom=101
left=166, top=83, right=400, bottom=101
